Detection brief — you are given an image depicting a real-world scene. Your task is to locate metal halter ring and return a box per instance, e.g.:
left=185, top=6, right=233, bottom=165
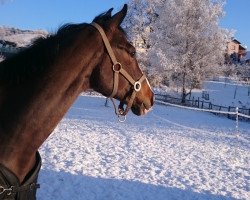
left=118, top=114, right=126, bottom=123
left=134, top=81, right=142, bottom=92
left=113, top=62, right=122, bottom=72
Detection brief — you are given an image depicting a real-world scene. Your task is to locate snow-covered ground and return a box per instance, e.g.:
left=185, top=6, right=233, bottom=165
left=157, top=79, right=250, bottom=109
left=37, top=95, right=250, bottom=200
left=201, top=80, right=250, bottom=108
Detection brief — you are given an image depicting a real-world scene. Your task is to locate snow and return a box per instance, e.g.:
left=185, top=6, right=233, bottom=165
left=37, top=95, right=250, bottom=200
left=0, top=26, right=47, bottom=47
left=3, top=33, right=44, bottom=47
left=157, top=79, right=250, bottom=109
left=193, top=80, right=250, bottom=109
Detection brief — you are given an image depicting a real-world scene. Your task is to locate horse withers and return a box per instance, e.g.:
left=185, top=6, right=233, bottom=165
left=0, top=4, right=154, bottom=199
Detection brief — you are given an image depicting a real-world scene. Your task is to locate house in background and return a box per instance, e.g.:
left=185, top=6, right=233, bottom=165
left=225, top=39, right=247, bottom=64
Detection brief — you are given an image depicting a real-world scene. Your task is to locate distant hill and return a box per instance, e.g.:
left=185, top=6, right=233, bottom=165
left=0, top=26, right=48, bottom=47
left=0, top=26, right=48, bottom=61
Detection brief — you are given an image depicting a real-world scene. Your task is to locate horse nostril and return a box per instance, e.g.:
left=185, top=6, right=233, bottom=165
left=151, top=93, right=155, bottom=106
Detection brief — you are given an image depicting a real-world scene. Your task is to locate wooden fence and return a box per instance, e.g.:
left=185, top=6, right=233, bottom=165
left=155, top=94, right=250, bottom=121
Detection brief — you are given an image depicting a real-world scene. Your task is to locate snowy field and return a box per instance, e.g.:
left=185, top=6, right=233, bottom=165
left=193, top=80, right=250, bottom=109
left=37, top=95, right=250, bottom=200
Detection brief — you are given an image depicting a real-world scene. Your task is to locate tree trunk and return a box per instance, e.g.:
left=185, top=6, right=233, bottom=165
left=181, top=72, right=186, bottom=103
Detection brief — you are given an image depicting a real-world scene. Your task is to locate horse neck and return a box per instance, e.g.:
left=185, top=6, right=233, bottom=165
left=0, top=26, right=104, bottom=182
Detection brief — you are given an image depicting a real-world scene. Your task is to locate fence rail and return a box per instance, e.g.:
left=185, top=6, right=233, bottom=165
left=155, top=94, right=250, bottom=121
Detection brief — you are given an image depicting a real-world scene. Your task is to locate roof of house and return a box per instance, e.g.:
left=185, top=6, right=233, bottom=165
left=230, top=39, right=247, bottom=50
left=232, top=39, right=241, bottom=44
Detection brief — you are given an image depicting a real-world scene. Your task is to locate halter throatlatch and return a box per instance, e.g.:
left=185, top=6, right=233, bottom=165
left=91, top=22, right=146, bottom=122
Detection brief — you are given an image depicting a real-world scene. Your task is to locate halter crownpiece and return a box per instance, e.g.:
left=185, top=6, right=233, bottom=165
left=91, top=22, right=146, bottom=122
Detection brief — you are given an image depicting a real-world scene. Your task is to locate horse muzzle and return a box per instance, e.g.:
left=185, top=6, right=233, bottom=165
left=131, top=92, right=154, bottom=116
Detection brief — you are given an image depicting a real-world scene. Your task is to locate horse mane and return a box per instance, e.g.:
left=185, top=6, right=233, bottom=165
left=0, top=22, right=89, bottom=84
left=0, top=8, right=127, bottom=85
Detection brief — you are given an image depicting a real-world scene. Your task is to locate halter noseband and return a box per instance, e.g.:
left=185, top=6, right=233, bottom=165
left=91, top=22, right=146, bottom=122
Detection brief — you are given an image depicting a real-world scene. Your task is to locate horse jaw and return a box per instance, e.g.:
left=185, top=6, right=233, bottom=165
left=131, top=102, right=153, bottom=116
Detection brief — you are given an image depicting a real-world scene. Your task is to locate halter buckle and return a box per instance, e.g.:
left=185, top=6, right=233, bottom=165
left=0, top=186, right=5, bottom=194
left=113, top=62, right=122, bottom=72
left=0, top=186, right=13, bottom=196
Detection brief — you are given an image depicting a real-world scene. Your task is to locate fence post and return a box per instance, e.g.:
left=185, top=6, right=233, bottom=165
left=236, top=107, right=239, bottom=135
left=228, top=106, right=231, bottom=119
left=105, top=98, right=109, bottom=107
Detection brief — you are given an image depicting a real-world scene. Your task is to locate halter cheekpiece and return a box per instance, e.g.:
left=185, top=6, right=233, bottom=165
left=91, top=22, right=146, bottom=122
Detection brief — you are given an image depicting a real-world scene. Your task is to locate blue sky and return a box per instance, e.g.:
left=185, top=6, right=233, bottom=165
left=220, top=0, right=250, bottom=49
left=0, top=0, right=127, bottom=31
left=0, top=0, right=249, bottom=49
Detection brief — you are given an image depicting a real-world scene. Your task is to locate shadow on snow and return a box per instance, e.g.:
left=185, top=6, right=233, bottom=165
left=37, top=169, right=237, bottom=200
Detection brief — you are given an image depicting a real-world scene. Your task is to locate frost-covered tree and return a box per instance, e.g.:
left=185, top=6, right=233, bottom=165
left=150, top=0, right=232, bottom=102
left=123, top=0, right=153, bottom=51
left=123, top=0, right=161, bottom=84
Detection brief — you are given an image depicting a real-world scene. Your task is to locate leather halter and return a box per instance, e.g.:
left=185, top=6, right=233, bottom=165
left=91, top=22, right=146, bottom=122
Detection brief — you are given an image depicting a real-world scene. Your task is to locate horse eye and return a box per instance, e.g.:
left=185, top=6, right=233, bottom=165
left=130, top=51, right=136, bottom=57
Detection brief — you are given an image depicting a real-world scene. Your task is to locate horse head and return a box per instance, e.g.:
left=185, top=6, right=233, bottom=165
left=90, top=4, right=154, bottom=116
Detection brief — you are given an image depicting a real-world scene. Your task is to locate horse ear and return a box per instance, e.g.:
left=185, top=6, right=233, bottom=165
left=93, top=8, right=113, bottom=23
left=110, top=4, right=128, bottom=28
left=106, top=8, right=114, bottom=18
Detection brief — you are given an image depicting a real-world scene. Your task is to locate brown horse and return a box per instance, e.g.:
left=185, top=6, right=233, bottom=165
left=0, top=4, right=154, bottom=199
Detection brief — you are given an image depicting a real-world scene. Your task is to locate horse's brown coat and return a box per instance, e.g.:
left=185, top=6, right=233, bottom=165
left=0, top=4, right=154, bottom=186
